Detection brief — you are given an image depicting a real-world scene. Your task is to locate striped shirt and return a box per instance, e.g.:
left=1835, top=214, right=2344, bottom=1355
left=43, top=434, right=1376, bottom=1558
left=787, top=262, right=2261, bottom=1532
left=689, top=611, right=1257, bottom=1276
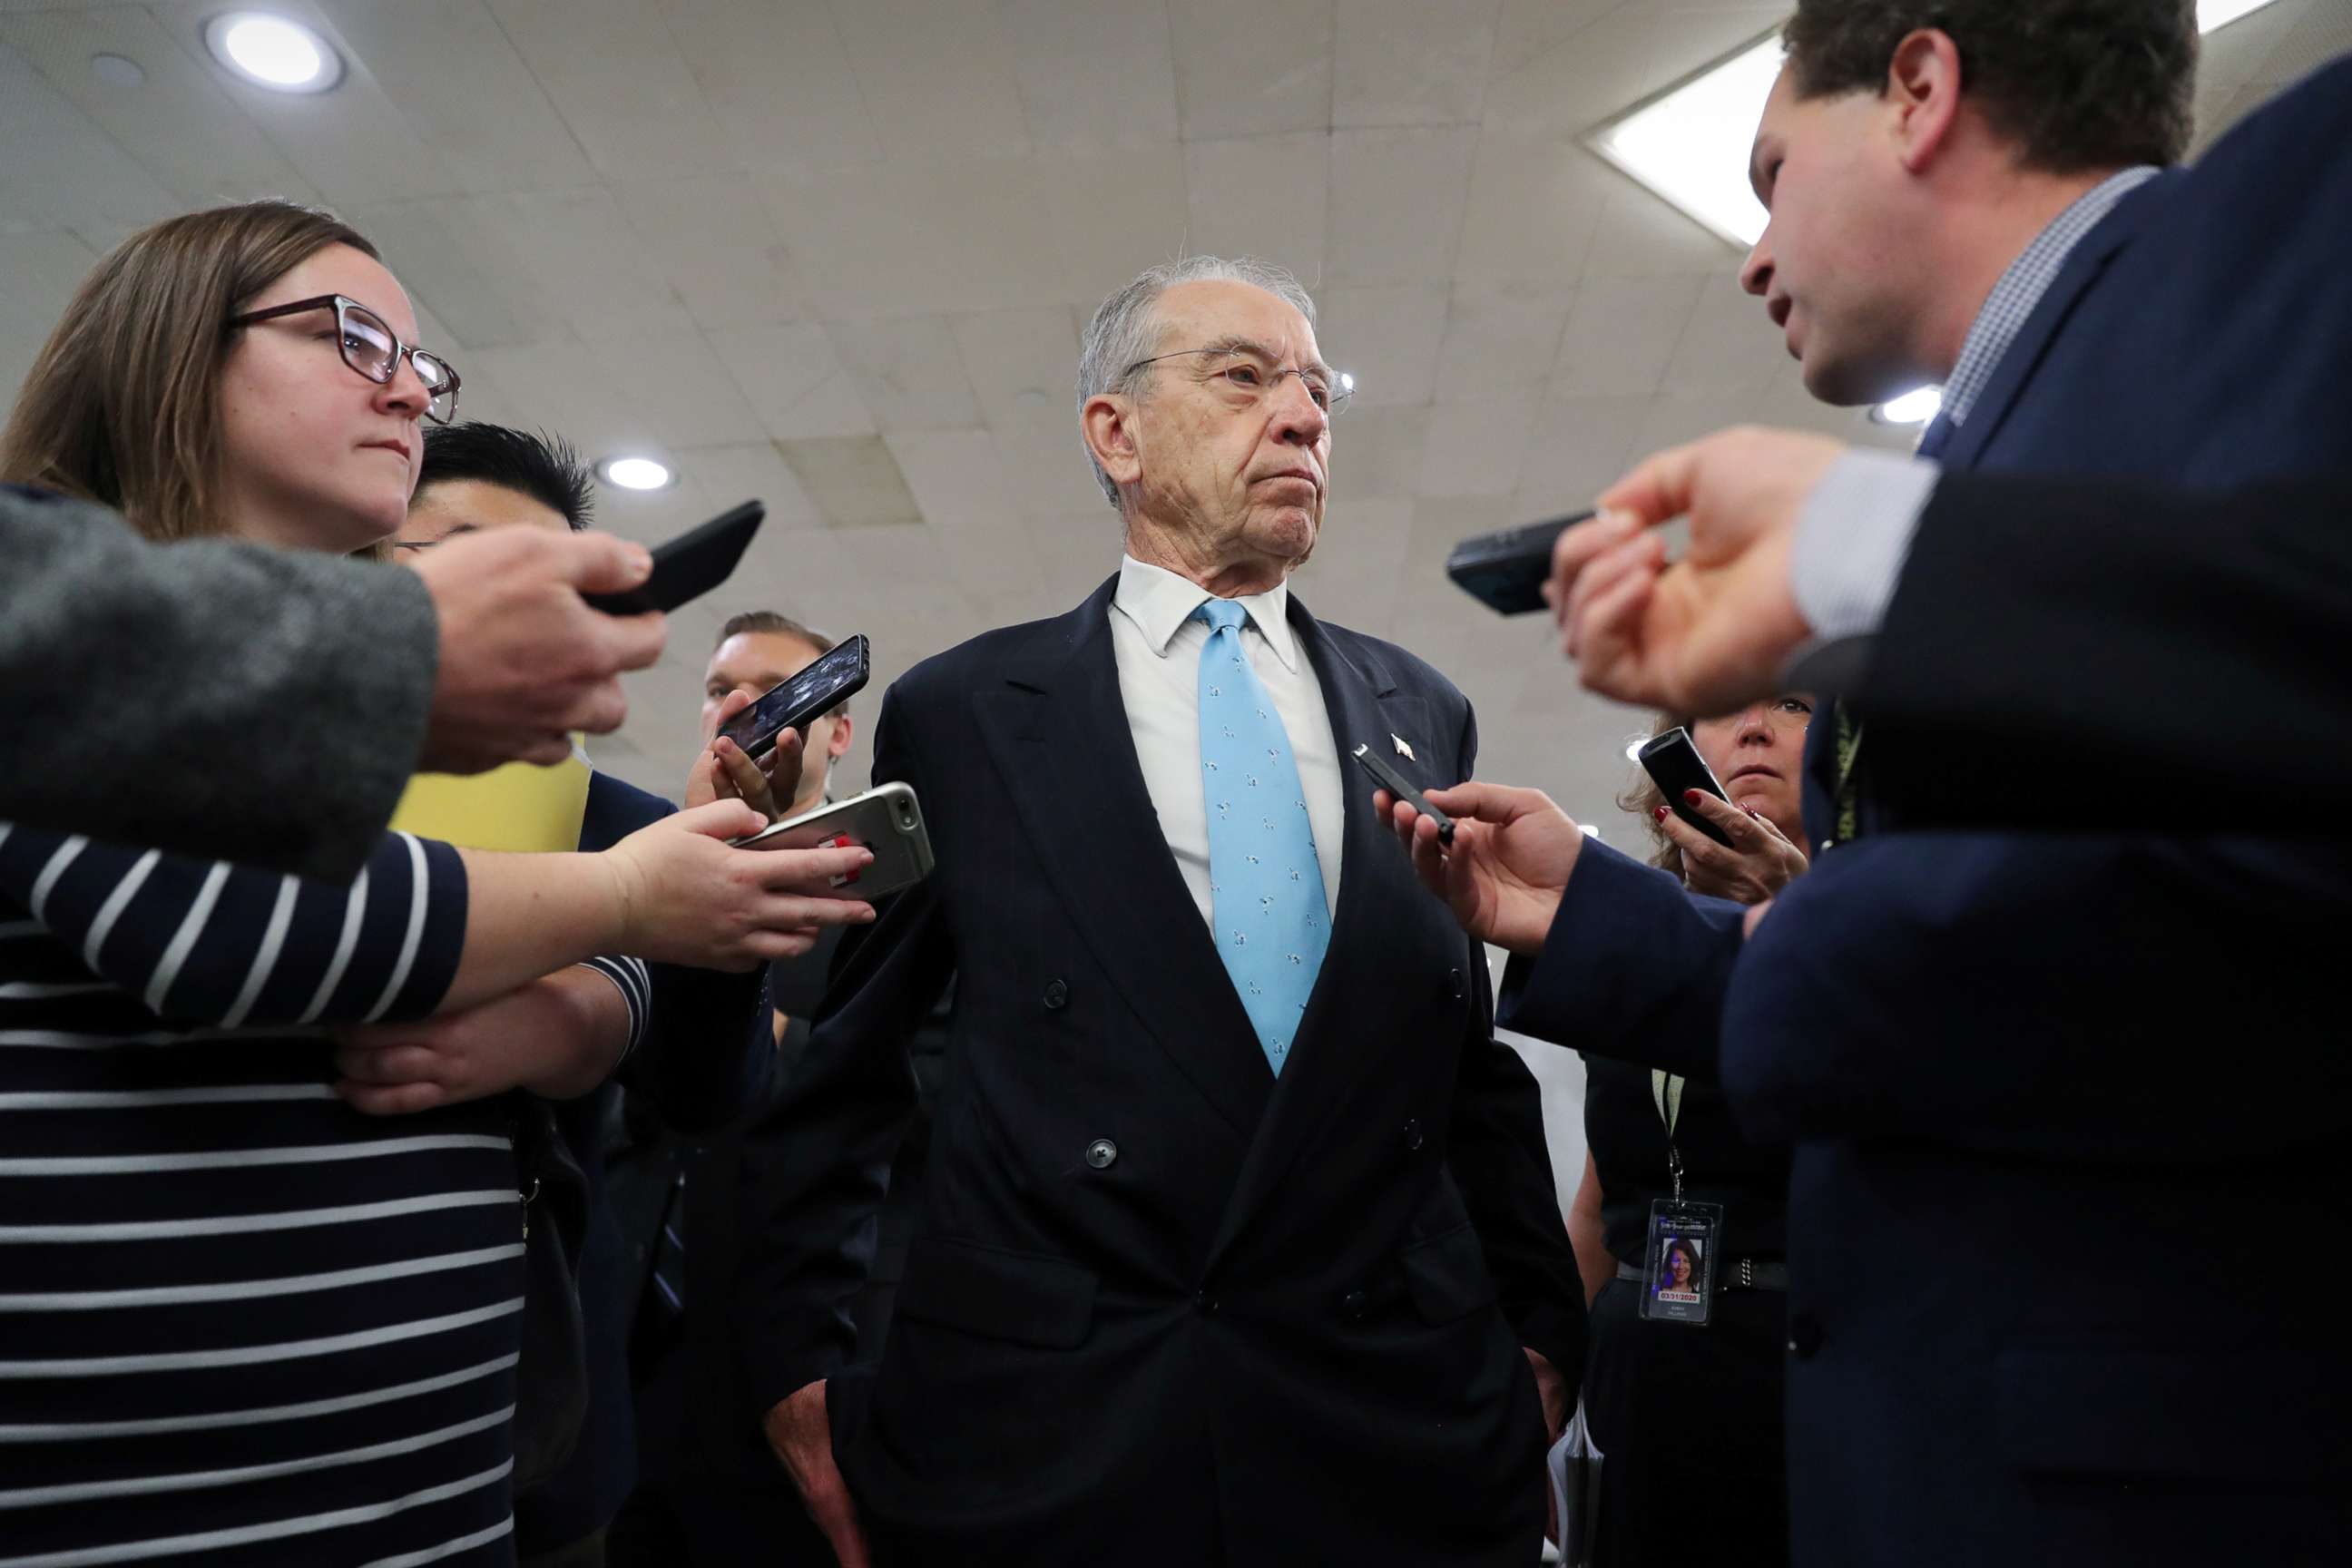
left=0, top=822, right=638, bottom=1568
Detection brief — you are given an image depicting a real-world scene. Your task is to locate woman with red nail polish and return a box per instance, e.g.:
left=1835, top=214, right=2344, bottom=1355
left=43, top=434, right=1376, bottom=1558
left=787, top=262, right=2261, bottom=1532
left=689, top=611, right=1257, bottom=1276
left=1563, top=693, right=1816, bottom=1568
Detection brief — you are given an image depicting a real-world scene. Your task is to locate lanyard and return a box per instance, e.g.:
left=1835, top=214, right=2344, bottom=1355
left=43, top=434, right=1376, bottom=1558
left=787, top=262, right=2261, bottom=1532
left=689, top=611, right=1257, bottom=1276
left=1833, top=702, right=1867, bottom=848
left=1651, top=1070, right=1685, bottom=1200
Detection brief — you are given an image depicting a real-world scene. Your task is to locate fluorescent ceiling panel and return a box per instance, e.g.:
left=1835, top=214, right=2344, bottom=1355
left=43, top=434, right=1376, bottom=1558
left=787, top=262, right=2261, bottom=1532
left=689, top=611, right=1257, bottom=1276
left=1590, top=0, right=2286, bottom=250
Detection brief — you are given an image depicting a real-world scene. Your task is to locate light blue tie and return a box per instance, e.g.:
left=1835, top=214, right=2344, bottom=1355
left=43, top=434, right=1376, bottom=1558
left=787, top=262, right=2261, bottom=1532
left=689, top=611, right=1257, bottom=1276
left=1193, top=598, right=1329, bottom=1075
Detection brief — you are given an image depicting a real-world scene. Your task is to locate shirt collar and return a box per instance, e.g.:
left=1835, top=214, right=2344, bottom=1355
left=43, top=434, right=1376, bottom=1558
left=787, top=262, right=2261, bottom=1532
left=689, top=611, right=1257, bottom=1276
left=1940, top=165, right=2161, bottom=429
left=1112, top=554, right=1300, bottom=672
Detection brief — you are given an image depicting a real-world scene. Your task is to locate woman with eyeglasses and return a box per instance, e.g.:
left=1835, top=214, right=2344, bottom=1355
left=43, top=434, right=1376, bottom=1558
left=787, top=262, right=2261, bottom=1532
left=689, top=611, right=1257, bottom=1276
left=0, top=202, right=869, bottom=1567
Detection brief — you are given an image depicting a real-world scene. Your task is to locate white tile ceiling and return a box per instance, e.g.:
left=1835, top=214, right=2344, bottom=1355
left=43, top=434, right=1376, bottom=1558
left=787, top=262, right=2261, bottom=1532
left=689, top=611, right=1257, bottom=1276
left=1, top=0, right=2337, bottom=830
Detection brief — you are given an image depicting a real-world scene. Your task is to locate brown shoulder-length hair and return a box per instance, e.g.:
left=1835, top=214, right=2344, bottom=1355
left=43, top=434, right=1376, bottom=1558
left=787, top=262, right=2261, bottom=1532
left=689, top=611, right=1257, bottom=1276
left=1616, top=710, right=1695, bottom=883
left=0, top=201, right=378, bottom=544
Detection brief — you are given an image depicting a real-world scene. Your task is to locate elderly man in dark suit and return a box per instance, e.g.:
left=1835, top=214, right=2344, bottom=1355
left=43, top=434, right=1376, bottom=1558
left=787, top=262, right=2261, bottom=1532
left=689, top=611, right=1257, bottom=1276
left=1395, top=4, right=2352, bottom=1563
left=739, top=256, right=1583, bottom=1567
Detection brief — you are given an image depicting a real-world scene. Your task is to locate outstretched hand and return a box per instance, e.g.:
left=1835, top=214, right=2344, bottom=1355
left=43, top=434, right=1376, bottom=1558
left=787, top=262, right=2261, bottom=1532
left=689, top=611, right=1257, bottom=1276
left=1374, top=780, right=1585, bottom=956
left=1545, top=426, right=1846, bottom=715
left=1657, top=790, right=1809, bottom=906
left=685, top=687, right=803, bottom=824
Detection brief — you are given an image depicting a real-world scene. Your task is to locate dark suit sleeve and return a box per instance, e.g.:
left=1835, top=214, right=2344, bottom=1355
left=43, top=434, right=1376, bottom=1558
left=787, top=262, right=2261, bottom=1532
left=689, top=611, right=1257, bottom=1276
left=579, top=773, right=772, bottom=1133
left=731, top=684, right=955, bottom=1414
left=1851, top=471, right=2352, bottom=827
left=1497, top=838, right=1745, bottom=1081
left=1, top=486, right=436, bottom=883
left=1440, top=702, right=1586, bottom=1380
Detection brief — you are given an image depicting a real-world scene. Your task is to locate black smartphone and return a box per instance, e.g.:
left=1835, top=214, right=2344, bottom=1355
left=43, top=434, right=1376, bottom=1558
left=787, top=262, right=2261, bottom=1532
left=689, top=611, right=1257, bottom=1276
left=1351, top=742, right=1455, bottom=848
left=1446, top=511, right=1594, bottom=615
left=1637, top=727, right=1733, bottom=848
left=582, top=499, right=765, bottom=615
left=716, top=634, right=871, bottom=760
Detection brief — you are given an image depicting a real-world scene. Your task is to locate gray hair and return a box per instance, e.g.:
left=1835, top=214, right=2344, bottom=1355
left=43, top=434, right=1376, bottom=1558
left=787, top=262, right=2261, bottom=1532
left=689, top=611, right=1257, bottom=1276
left=1076, top=255, right=1318, bottom=509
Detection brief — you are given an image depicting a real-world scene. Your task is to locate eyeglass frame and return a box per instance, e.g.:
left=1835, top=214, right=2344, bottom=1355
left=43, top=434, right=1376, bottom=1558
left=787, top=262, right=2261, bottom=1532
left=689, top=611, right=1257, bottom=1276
left=226, top=293, right=463, bottom=424
left=1121, top=344, right=1353, bottom=416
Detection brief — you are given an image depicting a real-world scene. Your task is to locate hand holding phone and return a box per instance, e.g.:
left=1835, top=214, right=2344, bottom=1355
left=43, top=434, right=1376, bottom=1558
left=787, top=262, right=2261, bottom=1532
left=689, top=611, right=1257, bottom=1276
left=1351, top=742, right=1455, bottom=847
left=1637, top=728, right=1732, bottom=848
left=1446, top=512, right=1595, bottom=615
left=730, top=782, right=935, bottom=902
left=717, top=635, right=872, bottom=761
left=582, top=500, right=765, bottom=616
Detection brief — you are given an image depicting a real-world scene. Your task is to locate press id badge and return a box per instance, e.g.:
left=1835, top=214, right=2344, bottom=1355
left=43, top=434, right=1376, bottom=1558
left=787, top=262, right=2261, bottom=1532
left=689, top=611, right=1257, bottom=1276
left=1640, top=1199, right=1723, bottom=1327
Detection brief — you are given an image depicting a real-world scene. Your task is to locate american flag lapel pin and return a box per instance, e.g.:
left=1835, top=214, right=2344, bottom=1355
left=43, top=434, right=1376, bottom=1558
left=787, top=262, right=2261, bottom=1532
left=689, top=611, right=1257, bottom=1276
left=1391, top=733, right=1416, bottom=762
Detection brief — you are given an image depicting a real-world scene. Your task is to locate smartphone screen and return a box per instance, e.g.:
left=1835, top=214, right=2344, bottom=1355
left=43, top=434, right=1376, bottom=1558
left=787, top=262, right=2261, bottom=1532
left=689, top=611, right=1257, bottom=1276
left=715, top=634, right=870, bottom=760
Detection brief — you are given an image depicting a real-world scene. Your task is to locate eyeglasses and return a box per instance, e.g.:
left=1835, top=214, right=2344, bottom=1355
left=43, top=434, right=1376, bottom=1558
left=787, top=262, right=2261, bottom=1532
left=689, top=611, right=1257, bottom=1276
left=228, top=294, right=461, bottom=425
left=1123, top=346, right=1353, bottom=417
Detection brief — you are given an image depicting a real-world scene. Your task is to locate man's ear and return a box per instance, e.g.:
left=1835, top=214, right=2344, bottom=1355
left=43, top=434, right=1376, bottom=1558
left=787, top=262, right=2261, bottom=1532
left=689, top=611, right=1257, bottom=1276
left=1081, top=393, right=1143, bottom=492
left=1886, top=28, right=1965, bottom=175
left=827, top=712, right=854, bottom=761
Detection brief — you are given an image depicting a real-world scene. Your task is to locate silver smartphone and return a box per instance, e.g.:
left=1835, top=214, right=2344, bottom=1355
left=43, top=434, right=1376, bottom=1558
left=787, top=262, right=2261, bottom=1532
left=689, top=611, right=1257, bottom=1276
left=729, top=781, right=935, bottom=900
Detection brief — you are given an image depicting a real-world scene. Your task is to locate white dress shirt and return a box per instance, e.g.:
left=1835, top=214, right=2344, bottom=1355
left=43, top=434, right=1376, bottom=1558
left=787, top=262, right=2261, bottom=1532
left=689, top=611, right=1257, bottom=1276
left=1109, top=554, right=1345, bottom=928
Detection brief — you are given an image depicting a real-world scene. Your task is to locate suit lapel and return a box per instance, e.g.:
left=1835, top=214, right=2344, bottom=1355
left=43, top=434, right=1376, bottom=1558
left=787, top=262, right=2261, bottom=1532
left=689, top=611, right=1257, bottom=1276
left=975, top=576, right=1273, bottom=1138
left=1207, top=598, right=1436, bottom=1265
left=1939, top=173, right=2174, bottom=472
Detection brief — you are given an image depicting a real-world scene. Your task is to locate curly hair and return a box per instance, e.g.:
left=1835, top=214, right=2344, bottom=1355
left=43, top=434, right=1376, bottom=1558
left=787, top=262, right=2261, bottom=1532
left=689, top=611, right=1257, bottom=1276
left=1782, top=0, right=2199, bottom=173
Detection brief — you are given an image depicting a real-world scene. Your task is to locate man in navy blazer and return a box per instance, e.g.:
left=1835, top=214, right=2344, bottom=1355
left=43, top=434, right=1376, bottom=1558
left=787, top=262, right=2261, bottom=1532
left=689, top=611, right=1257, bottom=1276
left=368, top=424, right=791, bottom=1567
left=1405, top=5, right=2352, bottom=1564
left=741, top=258, right=1583, bottom=1566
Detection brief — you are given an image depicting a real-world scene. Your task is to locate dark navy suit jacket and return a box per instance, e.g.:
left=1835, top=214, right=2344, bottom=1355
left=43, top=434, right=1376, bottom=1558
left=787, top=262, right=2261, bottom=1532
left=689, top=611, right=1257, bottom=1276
left=735, top=576, right=1583, bottom=1566
left=515, top=771, right=770, bottom=1551
left=1508, top=53, right=2352, bottom=1567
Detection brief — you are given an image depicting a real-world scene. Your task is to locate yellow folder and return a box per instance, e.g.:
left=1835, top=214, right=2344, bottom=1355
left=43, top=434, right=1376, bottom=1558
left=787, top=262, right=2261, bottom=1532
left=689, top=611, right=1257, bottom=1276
left=387, top=740, right=592, bottom=854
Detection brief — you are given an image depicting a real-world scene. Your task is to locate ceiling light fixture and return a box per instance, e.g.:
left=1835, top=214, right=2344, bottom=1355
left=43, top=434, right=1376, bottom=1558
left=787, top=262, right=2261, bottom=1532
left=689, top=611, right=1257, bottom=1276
left=2198, top=0, right=2284, bottom=29
left=204, top=12, right=341, bottom=93
left=1589, top=0, right=2285, bottom=251
left=599, top=456, right=675, bottom=492
left=1872, top=386, right=1944, bottom=426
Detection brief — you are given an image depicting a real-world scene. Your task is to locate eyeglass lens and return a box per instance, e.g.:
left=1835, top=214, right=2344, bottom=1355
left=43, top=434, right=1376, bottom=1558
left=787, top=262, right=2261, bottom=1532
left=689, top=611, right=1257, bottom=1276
left=337, top=301, right=458, bottom=424
left=1212, top=353, right=1348, bottom=415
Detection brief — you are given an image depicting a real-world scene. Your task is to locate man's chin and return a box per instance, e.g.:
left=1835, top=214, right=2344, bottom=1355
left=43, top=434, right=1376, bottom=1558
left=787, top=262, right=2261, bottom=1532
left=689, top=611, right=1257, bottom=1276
left=1257, top=511, right=1318, bottom=572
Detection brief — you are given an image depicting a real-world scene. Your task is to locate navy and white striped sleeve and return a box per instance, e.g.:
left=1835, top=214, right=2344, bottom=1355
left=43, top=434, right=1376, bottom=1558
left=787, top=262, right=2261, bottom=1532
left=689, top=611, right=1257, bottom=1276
left=0, top=822, right=467, bottom=1026
left=574, top=955, right=651, bottom=1061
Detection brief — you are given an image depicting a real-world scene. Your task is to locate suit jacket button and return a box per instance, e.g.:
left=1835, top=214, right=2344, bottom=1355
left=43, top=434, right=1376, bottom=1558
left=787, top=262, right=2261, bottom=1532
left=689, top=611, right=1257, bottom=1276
left=1446, top=966, right=1465, bottom=1000
left=1403, top=1118, right=1425, bottom=1152
left=1342, top=1289, right=1367, bottom=1319
left=1818, top=838, right=1834, bottom=856
left=1787, top=1313, right=1823, bottom=1360
left=1044, top=978, right=1069, bottom=1010
left=1085, top=1138, right=1117, bottom=1169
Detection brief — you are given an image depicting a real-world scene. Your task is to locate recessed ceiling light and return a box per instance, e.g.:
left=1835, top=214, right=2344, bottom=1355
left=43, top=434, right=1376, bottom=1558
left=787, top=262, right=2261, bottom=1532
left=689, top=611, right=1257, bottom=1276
left=1587, top=33, right=1784, bottom=249
left=1580, top=824, right=1602, bottom=839
left=1872, top=386, right=1944, bottom=426
left=1589, top=1, right=2285, bottom=251
left=205, top=13, right=341, bottom=93
left=1623, top=739, right=1647, bottom=764
left=599, top=456, right=674, bottom=492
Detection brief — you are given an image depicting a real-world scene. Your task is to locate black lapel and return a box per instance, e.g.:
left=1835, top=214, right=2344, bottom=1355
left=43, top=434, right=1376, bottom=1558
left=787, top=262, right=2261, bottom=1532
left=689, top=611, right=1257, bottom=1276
left=1206, top=597, right=1438, bottom=1265
left=974, top=574, right=1274, bottom=1138
left=1939, top=172, right=2176, bottom=472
